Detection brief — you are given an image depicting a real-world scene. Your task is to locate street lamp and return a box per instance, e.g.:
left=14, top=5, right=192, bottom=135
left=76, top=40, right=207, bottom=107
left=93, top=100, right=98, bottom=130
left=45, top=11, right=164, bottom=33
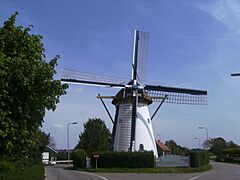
left=67, top=122, right=77, bottom=161
left=194, top=137, right=201, bottom=149
left=198, top=126, right=209, bottom=141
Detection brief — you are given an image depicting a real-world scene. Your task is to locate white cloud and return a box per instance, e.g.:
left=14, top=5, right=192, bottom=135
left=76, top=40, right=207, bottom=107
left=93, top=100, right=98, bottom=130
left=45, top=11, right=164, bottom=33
left=53, top=123, right=64, bottom=132
left=198, top=0, right=240, bottom=35
left=76, top=88, right=84, bottom=92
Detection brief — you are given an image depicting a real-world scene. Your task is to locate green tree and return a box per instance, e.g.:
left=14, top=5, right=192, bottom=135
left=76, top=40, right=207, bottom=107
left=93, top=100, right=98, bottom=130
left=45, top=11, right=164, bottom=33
left=205, top=137, right=227, bottom=161
left=165, top=139, right=190, bottom=155
left=27, top=130, right=51, bottom=162
left=35, top=130, right=56, bottom=153
left=0, top=12, right=68, bottom=159
left=226, top=141, right=239, bottom=149
left=203, top=137, right=239, bottom=161
left=75, top=118, right=111, bottom=154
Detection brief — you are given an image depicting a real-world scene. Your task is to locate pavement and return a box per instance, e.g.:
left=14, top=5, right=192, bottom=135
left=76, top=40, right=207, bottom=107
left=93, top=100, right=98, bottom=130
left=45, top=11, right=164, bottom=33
left=45, top=161, right=240, bottom=180
left=45, top=164, right=107, bottom=180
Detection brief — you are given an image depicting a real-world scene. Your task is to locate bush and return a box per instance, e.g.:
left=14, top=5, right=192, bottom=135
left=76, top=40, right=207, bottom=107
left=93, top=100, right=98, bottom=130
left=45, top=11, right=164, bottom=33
left=0, top=164, right=44, bottom=180
left=223, top=148, right=240, bottom=163
left=90, top=151, right=154, bottom=168
left=57, top=150, right=68, bottom=160
left=0, top=161, right=15, bottom=173
left=190, top=149, right=209, bottom=167
left=72, top=149, right=87, bottom=169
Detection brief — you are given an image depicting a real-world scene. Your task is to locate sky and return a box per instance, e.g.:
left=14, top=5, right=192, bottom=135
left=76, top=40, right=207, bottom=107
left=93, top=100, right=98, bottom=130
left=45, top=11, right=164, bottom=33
left=1, top=0, right=240, bottom=150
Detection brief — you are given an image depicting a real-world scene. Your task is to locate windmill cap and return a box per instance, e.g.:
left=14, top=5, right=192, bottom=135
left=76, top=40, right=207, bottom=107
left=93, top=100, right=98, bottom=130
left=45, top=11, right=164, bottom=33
left=112, top=88, right=152, bottom=105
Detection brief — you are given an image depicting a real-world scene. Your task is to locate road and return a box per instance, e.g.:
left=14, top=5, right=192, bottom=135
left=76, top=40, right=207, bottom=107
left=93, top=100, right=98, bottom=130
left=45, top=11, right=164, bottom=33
left=194, top=161, right=240, bottom=180
left=45, top=162, right=240, bottom=180
left=45, top=164, right=108, bottom=180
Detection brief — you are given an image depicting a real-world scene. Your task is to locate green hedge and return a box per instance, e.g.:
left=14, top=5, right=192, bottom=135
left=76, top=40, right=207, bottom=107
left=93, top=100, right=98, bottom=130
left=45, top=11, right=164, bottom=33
left=72, top=149, right=87, bottom=169
left=190, top=149, right=209, bottom=167
left=223, top=148, right=240, bottom=163
left=90, top=151, right=154, bottom=168
left=0, top=164, right=44, bottom=180
left=0, top=161, right=15, bottom=173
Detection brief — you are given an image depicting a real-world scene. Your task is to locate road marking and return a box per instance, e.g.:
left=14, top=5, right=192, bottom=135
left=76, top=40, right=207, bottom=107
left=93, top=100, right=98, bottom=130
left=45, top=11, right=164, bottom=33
left=78, top=171, right=109, bottom=180
left=189, top=175, right=201, bottom=180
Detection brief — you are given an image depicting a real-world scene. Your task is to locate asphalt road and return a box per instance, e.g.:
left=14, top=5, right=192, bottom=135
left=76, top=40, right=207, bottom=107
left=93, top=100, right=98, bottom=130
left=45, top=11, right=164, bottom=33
left=45, top=164, right=108, bottom=180
left=45, top=162, right=240, bottom=180
left=194, top=161, right=240, bottom=180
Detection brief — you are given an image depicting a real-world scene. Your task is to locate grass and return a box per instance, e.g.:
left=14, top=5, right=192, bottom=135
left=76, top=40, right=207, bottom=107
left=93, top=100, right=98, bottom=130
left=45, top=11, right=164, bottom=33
left=78, top=164, right=212, bottom=173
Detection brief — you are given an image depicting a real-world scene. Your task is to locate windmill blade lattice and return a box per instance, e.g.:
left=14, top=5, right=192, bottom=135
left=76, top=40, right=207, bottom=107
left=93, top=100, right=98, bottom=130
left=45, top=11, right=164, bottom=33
left=145, top=85, right=207, bottom=105
left=136, top=31, right=149, bottom=82
left=62, top=69, right=126, bottom=87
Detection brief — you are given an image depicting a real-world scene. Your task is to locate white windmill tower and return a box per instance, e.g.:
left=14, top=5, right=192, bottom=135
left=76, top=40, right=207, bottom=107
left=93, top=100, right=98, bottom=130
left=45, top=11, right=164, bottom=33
left=61, top=30, right=207, bottom=157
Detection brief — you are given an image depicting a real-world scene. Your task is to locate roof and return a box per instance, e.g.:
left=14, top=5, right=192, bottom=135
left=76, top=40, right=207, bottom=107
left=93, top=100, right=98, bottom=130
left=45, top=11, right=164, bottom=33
left=156, top=140, right=170, bottom=152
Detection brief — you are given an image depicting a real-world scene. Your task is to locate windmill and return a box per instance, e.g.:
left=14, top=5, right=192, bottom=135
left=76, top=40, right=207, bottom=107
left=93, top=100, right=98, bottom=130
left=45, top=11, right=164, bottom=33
left=61, top=30, right=207, bottom=157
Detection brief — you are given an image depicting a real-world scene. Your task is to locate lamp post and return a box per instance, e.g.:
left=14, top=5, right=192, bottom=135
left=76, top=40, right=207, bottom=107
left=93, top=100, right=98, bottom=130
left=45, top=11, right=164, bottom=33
left=67, top=122, right=77, bottom=161
left=198, top=126, right=209, bottom=141
left=194, top=137, right=201, bottom=149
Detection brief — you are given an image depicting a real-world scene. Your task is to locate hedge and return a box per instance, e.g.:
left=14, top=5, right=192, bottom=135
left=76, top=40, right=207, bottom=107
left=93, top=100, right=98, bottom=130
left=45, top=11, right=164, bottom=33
left=189, top=149, right=209, bottom=167
left=223, top=148, right=240, bottom=163
left=0, top=161, right=15, bottom=173
left=0, top=164, right=44, bottom=180
left=72, top=149, right=87, bottom=169
left=90, top=151, right=154, bottom=168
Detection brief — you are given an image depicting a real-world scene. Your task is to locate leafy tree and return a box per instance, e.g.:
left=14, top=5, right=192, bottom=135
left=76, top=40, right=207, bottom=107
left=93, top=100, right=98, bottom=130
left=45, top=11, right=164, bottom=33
left=75, top=118, right=111, bottom=154
left=0, top=12, right=68, bottom=159
left=57, top=150, right=68, bottom=160
left=203, top=137, right=239, bottom=161
left=226, top=141, right=239, bottom=149
left=36, top=130, right=50, bottom=153
left=36, top=130, right=56, bottom=152
left=27, top=130, right=51, bottom=162
left=165, top=139, right=190, bottom=155
left=204, top=137, right=226, bottom=161
left=165, top=140, right=177, bottom=154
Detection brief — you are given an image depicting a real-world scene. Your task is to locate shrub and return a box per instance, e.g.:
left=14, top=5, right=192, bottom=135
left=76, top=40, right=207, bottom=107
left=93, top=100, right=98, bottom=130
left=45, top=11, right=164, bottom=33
left=0, top=164, right=44, bottom=180
left=72, top=149, right=87, bottom=169
left=0, top=161, right=15, bottom=173
left=223, top=148, right=240, bottom=163
left=57, top=150, right=68, bottom=160
left=90, top=151, right=154, bottom=168
left=190, top=149, right=209, bottom=167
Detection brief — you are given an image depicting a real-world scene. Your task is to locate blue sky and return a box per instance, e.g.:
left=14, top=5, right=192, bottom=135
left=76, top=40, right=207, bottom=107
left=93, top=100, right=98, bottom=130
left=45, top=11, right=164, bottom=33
left=1, top=0, right=240, bottom=149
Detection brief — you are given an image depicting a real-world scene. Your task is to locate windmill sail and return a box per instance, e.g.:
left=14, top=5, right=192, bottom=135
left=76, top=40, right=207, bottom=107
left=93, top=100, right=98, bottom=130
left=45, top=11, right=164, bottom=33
left=61, top=69, right=126, bottom=88
left=231, top=73, right=240, bottom=76
left=131, top=31, right=149, bottom=82
left=136, top=31, right=149, bottom=82
left=144, top=85, right=207, bottom=105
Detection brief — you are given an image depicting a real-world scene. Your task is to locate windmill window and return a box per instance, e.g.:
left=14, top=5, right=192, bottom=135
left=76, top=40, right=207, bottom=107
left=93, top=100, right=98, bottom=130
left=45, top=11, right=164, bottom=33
left=139, top=144, right=144, bottom=152
left=148, top=118, right=150, bottom=123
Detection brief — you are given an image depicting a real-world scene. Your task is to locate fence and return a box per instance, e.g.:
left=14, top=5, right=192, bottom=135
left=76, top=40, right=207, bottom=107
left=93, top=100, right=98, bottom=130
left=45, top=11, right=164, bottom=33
left=156, top=155, right=189, bottom=167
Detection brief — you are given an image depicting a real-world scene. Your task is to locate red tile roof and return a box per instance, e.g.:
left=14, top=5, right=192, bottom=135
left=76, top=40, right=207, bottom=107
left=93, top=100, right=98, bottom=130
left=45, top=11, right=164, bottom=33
left=156, top=140, right=170, bottom=152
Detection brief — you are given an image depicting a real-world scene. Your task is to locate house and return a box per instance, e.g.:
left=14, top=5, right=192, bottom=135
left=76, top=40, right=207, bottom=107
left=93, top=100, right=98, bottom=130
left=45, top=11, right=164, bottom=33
left=156, top=140, right=170, bottom=156
left=42, top=145, right=58, bottom=165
